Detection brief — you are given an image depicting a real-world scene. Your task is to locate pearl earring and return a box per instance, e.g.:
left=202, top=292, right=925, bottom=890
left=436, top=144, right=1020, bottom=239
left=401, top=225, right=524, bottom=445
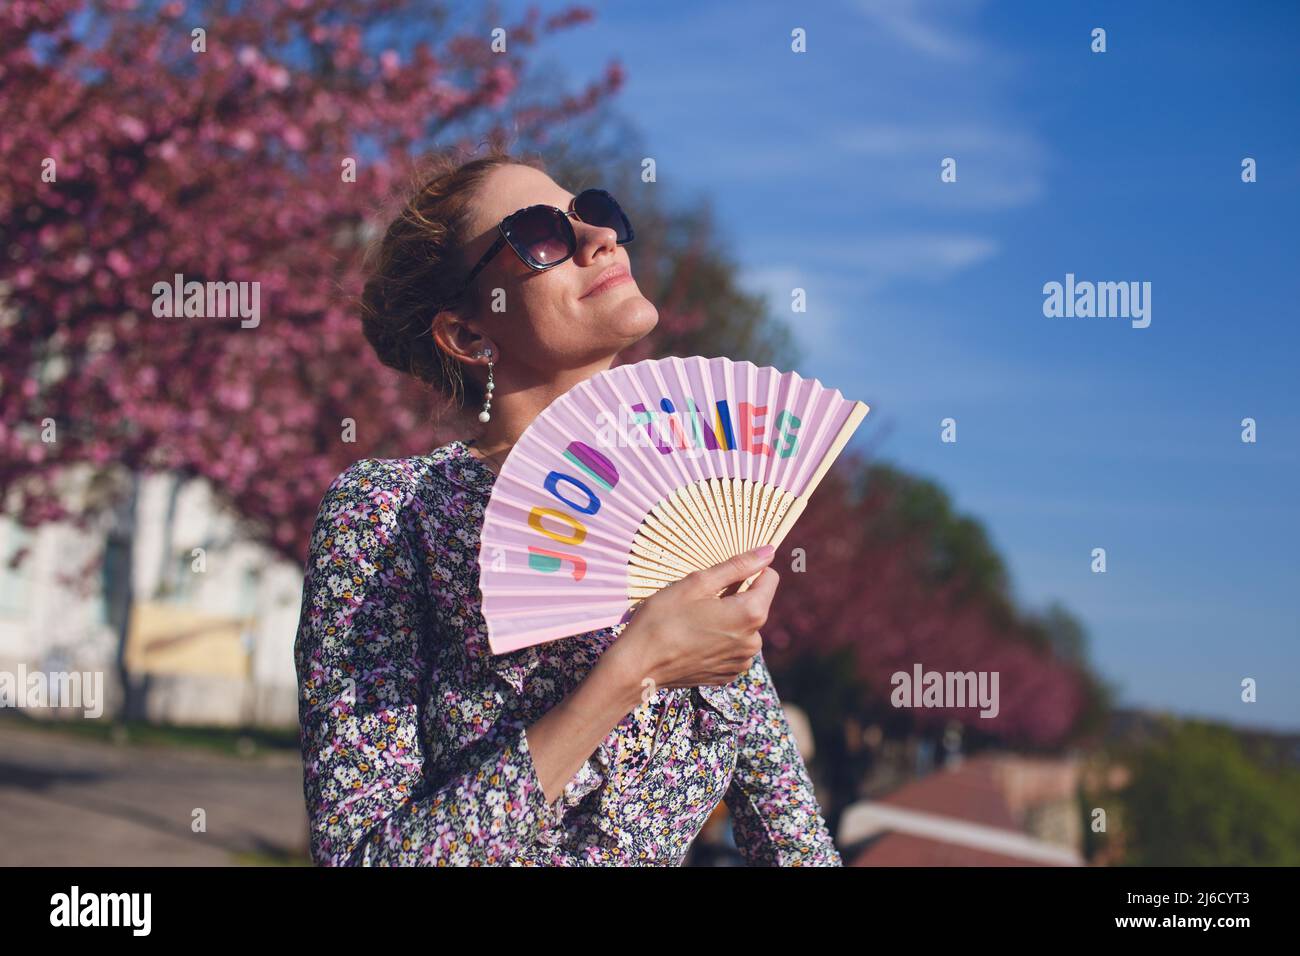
left=476, top=348, right=494, bottom=423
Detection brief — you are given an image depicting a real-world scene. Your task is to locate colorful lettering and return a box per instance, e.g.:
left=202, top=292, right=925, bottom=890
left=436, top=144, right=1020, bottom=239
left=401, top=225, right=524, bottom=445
left=773, top=409, right=801, bottom=458
left=544, top=471, right=600, bottom=515
left=528, top=506, right=586, bottom=545
left=739, top=402, right=771, bottom=455
left=714, top=399, right=737, bottom=450
left=527, top=545, right=587, bottom=580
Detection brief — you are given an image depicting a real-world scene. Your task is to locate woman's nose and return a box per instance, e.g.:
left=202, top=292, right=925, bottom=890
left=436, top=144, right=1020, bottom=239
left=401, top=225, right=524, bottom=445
left=573, top=220, right=619, bottom=263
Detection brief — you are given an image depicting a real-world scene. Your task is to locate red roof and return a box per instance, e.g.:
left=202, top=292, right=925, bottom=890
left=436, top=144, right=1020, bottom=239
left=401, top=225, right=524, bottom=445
left=877, top=756, right=1020, bottom=830
left=847, top=754, right=1082, bottom=867
left=852, top=831, right=1050, bottom=867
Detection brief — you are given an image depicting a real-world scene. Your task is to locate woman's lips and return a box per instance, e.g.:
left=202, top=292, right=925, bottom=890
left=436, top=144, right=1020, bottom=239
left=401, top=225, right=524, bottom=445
left=580, top=266, right=633, bottom=299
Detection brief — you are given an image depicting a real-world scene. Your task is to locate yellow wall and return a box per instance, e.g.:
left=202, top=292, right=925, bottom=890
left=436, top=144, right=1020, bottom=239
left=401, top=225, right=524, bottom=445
left=125, top=601, right=251, bottom=678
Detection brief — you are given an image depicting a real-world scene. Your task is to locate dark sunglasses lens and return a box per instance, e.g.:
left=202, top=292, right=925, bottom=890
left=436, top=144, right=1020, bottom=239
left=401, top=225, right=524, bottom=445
left=506, top=207, right=573, bottom=267
left=574, top=190, right=632, bottom=242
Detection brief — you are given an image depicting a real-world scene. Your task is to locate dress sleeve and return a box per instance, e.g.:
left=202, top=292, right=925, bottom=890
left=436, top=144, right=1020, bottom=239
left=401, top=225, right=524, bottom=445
left=293, top=461, right=562, bottom=866
left=723, top=649, right=843, bottom=866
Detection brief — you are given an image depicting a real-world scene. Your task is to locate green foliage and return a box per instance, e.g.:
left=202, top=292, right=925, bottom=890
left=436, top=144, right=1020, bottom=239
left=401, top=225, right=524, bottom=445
left=1065, top=664, right=1120, bottom=745
left=858, top=463, right=1010, bottom=605
left=1119, top=720, right=1300, bottom=865
left=0, top=709, right=299, bottom=756
left=1078, top=779, right=1111, bottom=862
left=1024, top=601, right=1089, bottom=664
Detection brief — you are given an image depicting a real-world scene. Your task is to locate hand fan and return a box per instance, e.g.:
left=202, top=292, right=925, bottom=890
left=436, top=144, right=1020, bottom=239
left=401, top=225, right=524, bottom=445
left=477, top=355, right=869, bottom=654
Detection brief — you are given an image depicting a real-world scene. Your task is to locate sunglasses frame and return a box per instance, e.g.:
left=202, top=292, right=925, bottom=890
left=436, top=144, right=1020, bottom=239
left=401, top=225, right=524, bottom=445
left=451, top=187, right=634, bottom=302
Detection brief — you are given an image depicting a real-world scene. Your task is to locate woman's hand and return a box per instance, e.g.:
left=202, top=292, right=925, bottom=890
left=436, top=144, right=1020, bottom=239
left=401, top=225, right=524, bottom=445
left=607, top=546, right=780, bottom=691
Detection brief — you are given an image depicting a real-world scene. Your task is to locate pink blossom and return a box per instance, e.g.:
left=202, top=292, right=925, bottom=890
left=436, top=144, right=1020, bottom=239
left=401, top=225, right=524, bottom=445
left=0, top=0, right=627, bottom=577
left=117, top=115, right=148, bottom=141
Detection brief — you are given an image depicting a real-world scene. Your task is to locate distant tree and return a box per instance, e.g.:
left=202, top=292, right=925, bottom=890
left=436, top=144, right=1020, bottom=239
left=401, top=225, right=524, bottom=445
left=848, top=463, right=1113, bottom=739
left=1119, top=719, right=1300, bottom=865
left=857, top=463, right=1011, bottom=604
left=767, top=447, right=1108, bottom=822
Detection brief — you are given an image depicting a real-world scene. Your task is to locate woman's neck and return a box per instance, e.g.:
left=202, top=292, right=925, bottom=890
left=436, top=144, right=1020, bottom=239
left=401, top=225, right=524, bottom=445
left=467, top=354, right=621, bottom=464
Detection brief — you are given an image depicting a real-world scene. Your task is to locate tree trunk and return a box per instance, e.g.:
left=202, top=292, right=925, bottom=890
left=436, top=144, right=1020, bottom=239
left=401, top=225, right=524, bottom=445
left=157, top=472, right=183, bottom=599
left=106, top=469, right=149, bottom=723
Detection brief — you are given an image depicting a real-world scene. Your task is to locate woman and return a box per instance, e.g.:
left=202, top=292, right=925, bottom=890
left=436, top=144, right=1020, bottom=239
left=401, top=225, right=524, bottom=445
left=293, top=147, right=842, bottom=866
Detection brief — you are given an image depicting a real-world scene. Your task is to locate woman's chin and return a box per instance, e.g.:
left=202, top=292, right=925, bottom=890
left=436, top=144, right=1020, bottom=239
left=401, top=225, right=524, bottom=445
left=610, top=296, right=659, bottom=340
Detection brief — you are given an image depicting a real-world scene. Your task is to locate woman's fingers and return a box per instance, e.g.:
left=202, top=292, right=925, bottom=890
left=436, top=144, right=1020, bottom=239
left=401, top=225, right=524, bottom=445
left=715, top=565, right=779, bottom=632
left=685, top=546, right=775, bottom=597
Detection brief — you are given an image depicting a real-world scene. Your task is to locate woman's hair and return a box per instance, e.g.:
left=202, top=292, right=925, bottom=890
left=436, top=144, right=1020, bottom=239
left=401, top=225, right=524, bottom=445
left=359, top=143, right=547, bottom=410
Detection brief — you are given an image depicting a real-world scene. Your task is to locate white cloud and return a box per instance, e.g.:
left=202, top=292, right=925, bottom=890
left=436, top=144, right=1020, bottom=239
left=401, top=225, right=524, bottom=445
left=739, top=235, right=1000, bottom=395
left=851, top=0, right=986, bottom=62
left=737, top=263, right=842, bottom=344
left=831, top=121, right=1043, bottom=163
left=857, top=233, right=1000, bottom=278
left=794, top=233, right=1000, bottom=282
left=830, top=121, right=1047, bottom=209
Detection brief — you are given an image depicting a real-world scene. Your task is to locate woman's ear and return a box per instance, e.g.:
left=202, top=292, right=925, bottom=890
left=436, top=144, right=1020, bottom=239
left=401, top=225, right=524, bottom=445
left=431, top=308, right=491, bottom=365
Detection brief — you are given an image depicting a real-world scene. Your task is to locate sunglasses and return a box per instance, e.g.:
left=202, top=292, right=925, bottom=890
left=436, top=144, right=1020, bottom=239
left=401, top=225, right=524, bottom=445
left=452, top=187, right=634, bottom=301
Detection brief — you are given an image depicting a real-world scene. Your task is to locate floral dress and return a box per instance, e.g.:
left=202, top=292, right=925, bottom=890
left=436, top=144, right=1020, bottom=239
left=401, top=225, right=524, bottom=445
left=293, top=439, right=842, bottom=866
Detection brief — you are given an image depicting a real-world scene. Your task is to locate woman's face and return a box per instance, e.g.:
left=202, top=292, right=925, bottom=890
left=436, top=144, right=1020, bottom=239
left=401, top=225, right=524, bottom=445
left=451, top=163, right=659, bottom=377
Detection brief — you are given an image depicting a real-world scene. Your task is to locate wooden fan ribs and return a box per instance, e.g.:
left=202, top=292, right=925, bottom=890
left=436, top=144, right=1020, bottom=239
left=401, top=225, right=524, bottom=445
left=626, top=477, right=800, bottom=601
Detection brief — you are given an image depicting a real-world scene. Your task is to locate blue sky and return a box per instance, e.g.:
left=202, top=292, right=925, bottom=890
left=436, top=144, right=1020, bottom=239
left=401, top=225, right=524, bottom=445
left=503, top=0, right=1300, bottom=730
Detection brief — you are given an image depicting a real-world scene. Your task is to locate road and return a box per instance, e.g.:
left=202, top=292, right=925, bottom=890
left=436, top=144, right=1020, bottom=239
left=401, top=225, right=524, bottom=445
left=0, top=719, right=310, bottom=866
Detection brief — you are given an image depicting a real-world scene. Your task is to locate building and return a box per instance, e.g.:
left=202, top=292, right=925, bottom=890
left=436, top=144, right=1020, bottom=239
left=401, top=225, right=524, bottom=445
left=840, top=752, right=1085, bottom=866
left=0, top=468, right=302, bottom=727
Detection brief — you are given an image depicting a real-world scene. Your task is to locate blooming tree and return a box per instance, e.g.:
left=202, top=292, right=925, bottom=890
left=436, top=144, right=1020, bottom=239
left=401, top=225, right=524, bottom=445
left=770, top=454, right=1098, bottom=749
left=0, top=0, right=622, bottom=716
left=0, top=0, right=624, bottom=549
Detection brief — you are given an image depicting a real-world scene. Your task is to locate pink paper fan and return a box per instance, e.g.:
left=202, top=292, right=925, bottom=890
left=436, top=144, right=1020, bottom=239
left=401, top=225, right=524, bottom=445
left=478, top=355, right=869, bottom=653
